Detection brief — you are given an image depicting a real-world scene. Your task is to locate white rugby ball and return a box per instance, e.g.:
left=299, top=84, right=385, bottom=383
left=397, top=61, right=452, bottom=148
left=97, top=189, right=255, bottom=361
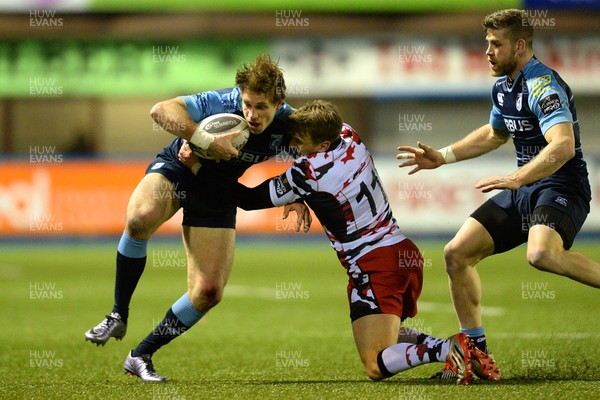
left=190, top=113, right=250, bottom=159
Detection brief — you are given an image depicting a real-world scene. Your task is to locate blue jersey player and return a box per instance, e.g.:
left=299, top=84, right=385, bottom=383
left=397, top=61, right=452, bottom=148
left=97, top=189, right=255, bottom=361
left=397, top=9, right=600, bottom=381
left=84, top=53, right=308, bottom=381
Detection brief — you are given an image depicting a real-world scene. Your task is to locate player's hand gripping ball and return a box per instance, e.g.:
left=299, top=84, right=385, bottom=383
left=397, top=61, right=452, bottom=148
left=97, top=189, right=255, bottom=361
left=190, top=113, right=250, bottom=159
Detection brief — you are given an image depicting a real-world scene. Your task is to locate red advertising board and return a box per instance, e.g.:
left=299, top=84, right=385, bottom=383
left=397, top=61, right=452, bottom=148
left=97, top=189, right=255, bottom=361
left=0, top=160, right=320, bottom=236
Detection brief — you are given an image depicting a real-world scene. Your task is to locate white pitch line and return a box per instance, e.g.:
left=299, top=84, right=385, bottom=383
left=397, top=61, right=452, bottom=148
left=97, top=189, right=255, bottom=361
left=493, top=332, right=600, bottom=340
left=418, top=301, right=506, bottom=317
left=223, top=286, right=597, bottom=340
left=224, top=285, right=506, bottom=317
left=224, top=284, right=274, bottom=300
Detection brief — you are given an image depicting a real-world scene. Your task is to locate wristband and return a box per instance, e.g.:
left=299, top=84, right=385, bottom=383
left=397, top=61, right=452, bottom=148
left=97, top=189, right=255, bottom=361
left=439, top=146, right=457, bottom=164
left=189, top=126, right=215, bottom=150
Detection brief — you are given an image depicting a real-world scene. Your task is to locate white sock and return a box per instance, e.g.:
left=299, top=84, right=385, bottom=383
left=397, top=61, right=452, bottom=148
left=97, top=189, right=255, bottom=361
left=378, top=339, right=450, bottom=376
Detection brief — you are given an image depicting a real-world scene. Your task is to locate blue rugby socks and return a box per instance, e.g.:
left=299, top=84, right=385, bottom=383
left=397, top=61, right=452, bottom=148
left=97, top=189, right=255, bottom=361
left=461, top=326, right=488, bottom=352
left=112, top=232, right=148, bottom=324
left=132, top=293, right=205, bottom=357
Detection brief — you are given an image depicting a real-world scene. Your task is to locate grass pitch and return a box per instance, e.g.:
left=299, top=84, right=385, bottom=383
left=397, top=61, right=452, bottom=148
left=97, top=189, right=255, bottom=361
left=1, top=237, right=599, bottom=399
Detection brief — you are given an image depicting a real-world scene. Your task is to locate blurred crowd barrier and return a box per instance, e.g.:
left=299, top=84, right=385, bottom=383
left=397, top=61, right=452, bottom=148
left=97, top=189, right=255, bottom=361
left=2, top=155, right=599, bottom=237
left=0, top=158, right=325, bottom=236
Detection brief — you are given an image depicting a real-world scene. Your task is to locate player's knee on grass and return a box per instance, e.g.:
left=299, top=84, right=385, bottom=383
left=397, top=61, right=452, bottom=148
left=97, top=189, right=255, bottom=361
left=364, top=359, right=386, bottom=381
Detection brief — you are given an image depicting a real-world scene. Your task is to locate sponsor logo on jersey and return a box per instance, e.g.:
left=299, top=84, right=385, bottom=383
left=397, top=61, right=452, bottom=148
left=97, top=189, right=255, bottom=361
left=532, top=74, right=552, bottom=99
left=516, top=93, right=523, bottom=111
left=237, top=151, right=272, bottom=163
left=532, top=74, right=552, bottom=91
left=554, top=196, right=568, bottom=207
left=274, top=175, right=292, bottom=198
left=538, top=93, right=562, bottom=116
left=503, top=118, right=535, bottom=132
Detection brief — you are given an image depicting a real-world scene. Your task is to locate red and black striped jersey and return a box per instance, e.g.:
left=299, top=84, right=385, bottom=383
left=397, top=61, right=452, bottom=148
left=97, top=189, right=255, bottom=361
left=268, top=124, right=406, bottom=265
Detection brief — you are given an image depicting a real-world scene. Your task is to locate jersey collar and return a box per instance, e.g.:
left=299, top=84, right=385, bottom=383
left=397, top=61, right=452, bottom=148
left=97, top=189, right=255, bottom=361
left=326, top=137, right=342, bottom=152
left=507, top=56, right=539, bottom=91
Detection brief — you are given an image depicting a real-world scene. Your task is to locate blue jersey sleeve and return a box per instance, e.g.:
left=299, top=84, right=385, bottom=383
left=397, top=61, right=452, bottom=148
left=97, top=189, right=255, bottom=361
left=275, top=102, right=295, bottom=119
left=489, top=103, right=506, bottom=130
left=489, top=85, right=507, bottom=130
left=527, top=72, right=573, bottom=135
left=179, top=87, right=241, bottom=123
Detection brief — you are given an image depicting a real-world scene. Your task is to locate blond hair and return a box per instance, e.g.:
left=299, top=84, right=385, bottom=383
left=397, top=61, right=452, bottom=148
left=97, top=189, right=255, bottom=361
left=289, top=100, right=343, bottom=144
left=235, top=53, right=286, bottom=104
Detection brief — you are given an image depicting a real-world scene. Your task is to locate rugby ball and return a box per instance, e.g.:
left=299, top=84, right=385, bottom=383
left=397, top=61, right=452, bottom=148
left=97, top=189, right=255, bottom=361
left=190, top=113, right=250, bottom=159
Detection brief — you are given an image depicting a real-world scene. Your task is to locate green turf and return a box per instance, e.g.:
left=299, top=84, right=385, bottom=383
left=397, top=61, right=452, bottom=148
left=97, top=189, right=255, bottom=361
left=1, top=238, right=599, bottom=399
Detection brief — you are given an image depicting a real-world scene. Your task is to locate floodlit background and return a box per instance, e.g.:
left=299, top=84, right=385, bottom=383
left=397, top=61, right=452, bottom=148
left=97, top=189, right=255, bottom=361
left=2, top=2, right=600, bottom=400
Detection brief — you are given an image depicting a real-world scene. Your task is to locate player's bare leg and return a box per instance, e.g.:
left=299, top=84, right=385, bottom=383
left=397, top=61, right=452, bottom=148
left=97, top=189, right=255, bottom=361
left=124, top=173, right=181, bottom=240
left=354, top=314, right=474, bottom=384
left=436, top=217, right=500, bottom=382
left=124, top=226, right=236, bottom=381
left=182, top=226, right=236, bottom=312
left=527, top=224, right=600, bottom=288
left=352, top=314, right=400, bottom=381
left=444, top=217, right=494, bottom=332
left=85, top=173, right=180, bottom=346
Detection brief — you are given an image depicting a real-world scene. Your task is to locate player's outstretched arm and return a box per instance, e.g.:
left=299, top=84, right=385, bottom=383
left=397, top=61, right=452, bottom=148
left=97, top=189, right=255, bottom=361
left=453, top=123, right=510, bottom=160
left=397, top=124, right=510, bottom=175
left=233, top=182, right=312, bottom=233
left=475, top=122, right=575, bottom=193
left=396, top=141, right=446, bottom=175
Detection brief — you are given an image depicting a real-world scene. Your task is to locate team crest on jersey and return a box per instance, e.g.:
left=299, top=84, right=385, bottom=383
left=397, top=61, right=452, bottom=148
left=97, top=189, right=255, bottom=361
left=516, top=93, right=523, bottom=111
left=269, top=135, right=284, bottom=150
left=497, top=93, right=504, bottom=107
left=274, top=174, right=292, bottom=198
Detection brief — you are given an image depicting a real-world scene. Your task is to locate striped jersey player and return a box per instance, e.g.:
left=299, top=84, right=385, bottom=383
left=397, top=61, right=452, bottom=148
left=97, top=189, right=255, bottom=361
left=272, top=123, right=403, bottom=266
left=231, top=100, right=488, bottom=384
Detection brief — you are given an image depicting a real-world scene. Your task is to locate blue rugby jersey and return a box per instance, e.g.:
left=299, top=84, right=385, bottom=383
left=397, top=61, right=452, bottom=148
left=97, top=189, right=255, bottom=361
left=489, top=57, right=590, bottom=193
left=171, top=87, right=294, bottom=179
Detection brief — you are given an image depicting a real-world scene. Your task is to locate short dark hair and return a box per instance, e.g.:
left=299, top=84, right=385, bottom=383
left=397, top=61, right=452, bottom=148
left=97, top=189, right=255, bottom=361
left=289, top=100, right=343, bottom=145
left=235, top=52, right=286, bottom=104
left=483, top=9, right=533, bottom=49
